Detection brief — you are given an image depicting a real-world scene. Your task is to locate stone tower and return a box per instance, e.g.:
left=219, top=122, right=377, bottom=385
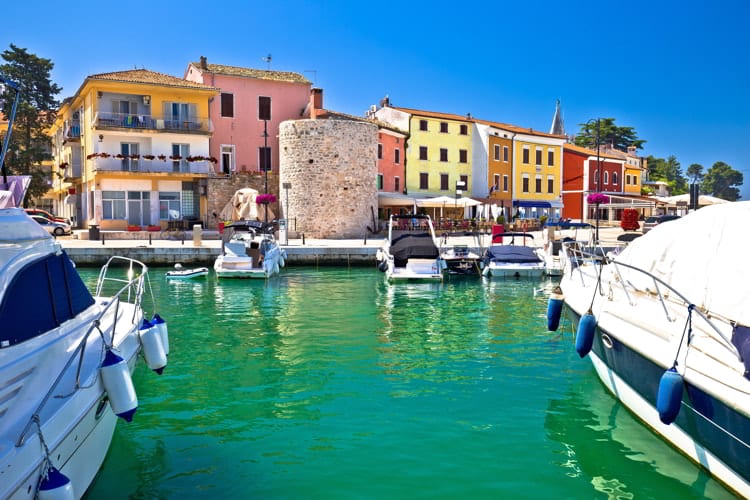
left=279, top=119, right=378, bottom=238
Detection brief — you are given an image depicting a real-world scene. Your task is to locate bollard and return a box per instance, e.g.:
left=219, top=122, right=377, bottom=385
left=101, top=232, right=105, bottom=245
left=149, top=233, right=152, bottom=245
left=193, top=224, right=202, bottom=247
left=302, top=233, right=305, bottom=245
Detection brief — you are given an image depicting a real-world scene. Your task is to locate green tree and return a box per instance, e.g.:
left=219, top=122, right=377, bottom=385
left=702, top=161, right=743, bottom=201
left=686, top=163, right=704, bottom=184
left=646, top=154, right=688, bottom=194
left=574, top=117, right=646, bottom=152
left=0, top=44, right=61, bottom=205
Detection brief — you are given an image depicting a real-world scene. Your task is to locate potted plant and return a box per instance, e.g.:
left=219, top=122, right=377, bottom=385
left=255, top=193, right=277, bottom=205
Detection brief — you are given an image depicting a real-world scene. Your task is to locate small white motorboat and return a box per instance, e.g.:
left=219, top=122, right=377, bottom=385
left=166, top=264, right=209, bottom=279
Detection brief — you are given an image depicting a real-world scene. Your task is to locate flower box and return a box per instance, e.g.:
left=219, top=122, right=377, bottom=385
left=147, top=225, right=161, bottom=232
left=127, top=225, right=142, bottom=232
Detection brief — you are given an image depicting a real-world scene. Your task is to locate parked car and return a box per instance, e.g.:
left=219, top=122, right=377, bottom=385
left=25, top=208, right=70, bottom=224
left=642, top=214, right=680, bottom=233
left=31, top=215, right=72, bottom=236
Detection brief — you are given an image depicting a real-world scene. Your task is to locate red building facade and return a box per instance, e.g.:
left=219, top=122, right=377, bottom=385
left=377, top=128, right=407, bottom=193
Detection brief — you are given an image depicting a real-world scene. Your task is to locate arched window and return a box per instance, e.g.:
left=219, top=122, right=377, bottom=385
left=612, top=172, right=618, bottom=185
left=603, top=171, right=609, bottom=184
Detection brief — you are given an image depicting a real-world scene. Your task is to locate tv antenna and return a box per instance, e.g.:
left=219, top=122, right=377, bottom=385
left=262, top=54, right=272, bottom=70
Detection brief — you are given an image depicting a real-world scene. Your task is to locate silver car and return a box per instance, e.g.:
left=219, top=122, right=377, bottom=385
left=31, top=215, right=72, bottom=236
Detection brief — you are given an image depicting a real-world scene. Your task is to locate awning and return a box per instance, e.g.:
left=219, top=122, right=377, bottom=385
left=513, top=200, right=551, bottom=208
left=378, top=192, right=417, bottom=206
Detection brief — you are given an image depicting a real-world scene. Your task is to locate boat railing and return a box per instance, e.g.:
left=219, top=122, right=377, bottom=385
left=561, top=242, right=738, bottom=357
left=16, top=257, right=149, bottom=447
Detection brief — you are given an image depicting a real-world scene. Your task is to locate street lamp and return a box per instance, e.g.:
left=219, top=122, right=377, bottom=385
left=262, top=119, right=269, bottom=224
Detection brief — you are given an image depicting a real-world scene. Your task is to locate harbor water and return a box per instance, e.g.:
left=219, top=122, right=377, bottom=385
left=81, top=267, right=735, bottom=499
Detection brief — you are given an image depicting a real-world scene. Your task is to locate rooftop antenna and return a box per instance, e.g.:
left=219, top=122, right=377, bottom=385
left=262, top=54, right=272, bottom=70
left=304, top=70, right=317, bottom=85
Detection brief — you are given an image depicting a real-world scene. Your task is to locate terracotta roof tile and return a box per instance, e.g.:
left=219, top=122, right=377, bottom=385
left=193, top=63, right=310, bottom=84
left=88, top=69, right=218, bottom=91
left=564, top=142, right=623, bottom=160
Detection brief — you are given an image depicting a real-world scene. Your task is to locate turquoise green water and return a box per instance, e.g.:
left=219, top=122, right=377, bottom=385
left=81, top=267, right=734, bottom=499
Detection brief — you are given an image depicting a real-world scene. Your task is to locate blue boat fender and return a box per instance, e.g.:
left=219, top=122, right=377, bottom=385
left=139, top=319, right=167, bottom=374
left=657, top=367, right=683, bottom=424
left=100, top=349, right=138, bottom=422
left=575, top=312, right=597, bottom=358
left=547, top=286, right=564, bottom=331
left=38, top=466, right=75, bottom=500
left=151, top=313, right=169, bottom=356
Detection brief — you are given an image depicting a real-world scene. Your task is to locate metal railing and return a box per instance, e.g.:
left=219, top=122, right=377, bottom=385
left=94, top=112, right=210, bottom=133
left=92, top=157, right=213, bottom=175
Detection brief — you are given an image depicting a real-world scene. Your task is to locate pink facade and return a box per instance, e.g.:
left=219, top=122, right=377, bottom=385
left=377, top=129, right=406, bottom=193
left=185, top=59, right=311, bottom=175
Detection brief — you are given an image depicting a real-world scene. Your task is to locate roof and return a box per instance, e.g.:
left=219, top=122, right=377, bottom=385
left=87, top=69, right=218, bottom=91
left=191, top=62, right=310, bottom=84
left=563, top=142, right=624, bottom=160
left=389, top=106, right=566, bottom=140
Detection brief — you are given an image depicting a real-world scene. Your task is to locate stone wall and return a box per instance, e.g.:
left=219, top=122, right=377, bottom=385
left=207, top=172, right=278, bottom=228
left=279, top=119, right=378, bottom=239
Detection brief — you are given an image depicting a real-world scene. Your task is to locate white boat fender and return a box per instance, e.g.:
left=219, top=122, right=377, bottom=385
left=280, top=249, right=287, bottom=267
left=546, top=286, right=564, bottom=331
left=575, top=312, right=596, bottom=358
left=151, top=313, right=170, bottom=356
left=377, top=260, right=388, bottom=272
left=273, top=261, right=280, bottom=275
left=100, top=349, right=138, bottom=422
left=657, top=367, right=684, bottom=425
left=38, top=466, right=75, bottom=500
left=139, top=319, right=167, bottom=374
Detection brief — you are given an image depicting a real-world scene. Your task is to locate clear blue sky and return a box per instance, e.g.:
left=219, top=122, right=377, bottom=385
left=6, top=0, right=750, bottom=198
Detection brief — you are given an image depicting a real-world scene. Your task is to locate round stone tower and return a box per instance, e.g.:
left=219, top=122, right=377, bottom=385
left=279, top=119, right=378, bottom=239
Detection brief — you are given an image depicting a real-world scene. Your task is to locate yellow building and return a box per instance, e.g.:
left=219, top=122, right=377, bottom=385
left=509, top=127, right=566, bottom=220
left=374, top=105, right=473, bottom=198
left=49, top=69, right=219, bottom=230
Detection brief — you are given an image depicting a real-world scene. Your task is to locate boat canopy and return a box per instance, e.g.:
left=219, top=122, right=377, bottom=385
left=487, top=245, right=542, bottom=263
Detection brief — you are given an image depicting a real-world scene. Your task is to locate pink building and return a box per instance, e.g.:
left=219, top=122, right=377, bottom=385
left=184, top=56, right=311, bottom=175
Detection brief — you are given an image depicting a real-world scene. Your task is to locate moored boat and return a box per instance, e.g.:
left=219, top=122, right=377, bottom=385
left=0, top=206, right=167, bottom=499
left=214, top=220, right=286, bottom=279
left=553, top=201, right=750, bottom=497
left=376, top=214, right=445, bottom=282
left=166, top=264, right=209, bottom=279
left=482, top=232, right=545, bottom=278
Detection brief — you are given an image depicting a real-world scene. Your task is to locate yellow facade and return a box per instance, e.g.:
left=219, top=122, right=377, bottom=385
left=405, top=112, right=473, bottom=197
left=512, top=133, right=564, bottom=206
left=49, top=70, right=218, bottom=229
left=623, top=165, right=642, bottom=194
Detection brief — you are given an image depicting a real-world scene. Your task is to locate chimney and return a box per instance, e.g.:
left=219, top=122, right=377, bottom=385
left=310, top=88, right=323, bottom=119
left=199, top=56, right=208, bottom=70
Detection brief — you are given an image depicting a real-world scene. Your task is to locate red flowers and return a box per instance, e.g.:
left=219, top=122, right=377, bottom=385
left=255, top=193, right=277, bottom=205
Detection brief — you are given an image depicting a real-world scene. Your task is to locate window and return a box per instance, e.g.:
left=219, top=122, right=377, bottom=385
left=493, top=174, right=500, bottom=192
left=258, top=96, right=271, bottom=120
left=113, top=99, right=138, bottom=118
left=535, top=176, right=542, bottom=193
left=377, top=174, right=383, bottom=190
left=163, top=102, right=196, bottom=129
left=547, top=177, right=554, bottom=193
left=440, top=174, right=449, bottom=190
left=377, top=143, right=383, bottom=159
left=626, top=174, right=631, bottom=185
left=419, top=119, right=428, bottom=131
left=221, top=145, right=235, bottom=174
left=420, top=172, right=429, bottom=190
left=460, top=175, right=468, bottom=191
left=460, top=124, right=468, bottom=135
left=494, top=145, right=500, bottom=161
left=459, top=149, right=468, bottom=163
left=127, top=191, right=151, bottom=226
left=594, top=169, right=599, bottom=186
left=221, top=93, right=234, bottom=117
left=503, top=175, right=508, bottom=192
left=259, top=146, right=272, bottom=171
left=159, top=192, right=181, bottom=220
left=503, top=146, right=509, bottom=162
left=172, top=144, right=189, bottom=172
left=419, top=146, right=428, bottom=160
left=548, top=150, right=554, bottom=166
left=394, top=177, right=400, bottom=192
left=535, top=149, right=542, bottom=165
left=522, top=176, right=529, bottom=193
left=394, top=149, right=400, bottom=164
left=102, top=191, right=126, bottom=220
left=612, top=172, right=618, bottom=185
left=523, top=147, right=530, bottom=164
left=603, top=171, right=609, bottom=184
left=120, top=143, right=139, bottom=171
left=440, top=148, right=448, bottom=162
left=440, top=122, right=448, bottom=133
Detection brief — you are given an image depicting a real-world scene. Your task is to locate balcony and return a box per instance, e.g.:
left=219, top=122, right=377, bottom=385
left=65, top=120, right=81, bottom=141
left=94, top=112, right=210, bottom=134
left=91, top=157, right=213, bottom=175
left=63, top=161, right=83, bottom=181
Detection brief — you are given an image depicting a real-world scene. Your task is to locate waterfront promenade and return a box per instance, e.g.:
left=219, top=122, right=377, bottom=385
left=57, top=225, right=629, bottom=267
